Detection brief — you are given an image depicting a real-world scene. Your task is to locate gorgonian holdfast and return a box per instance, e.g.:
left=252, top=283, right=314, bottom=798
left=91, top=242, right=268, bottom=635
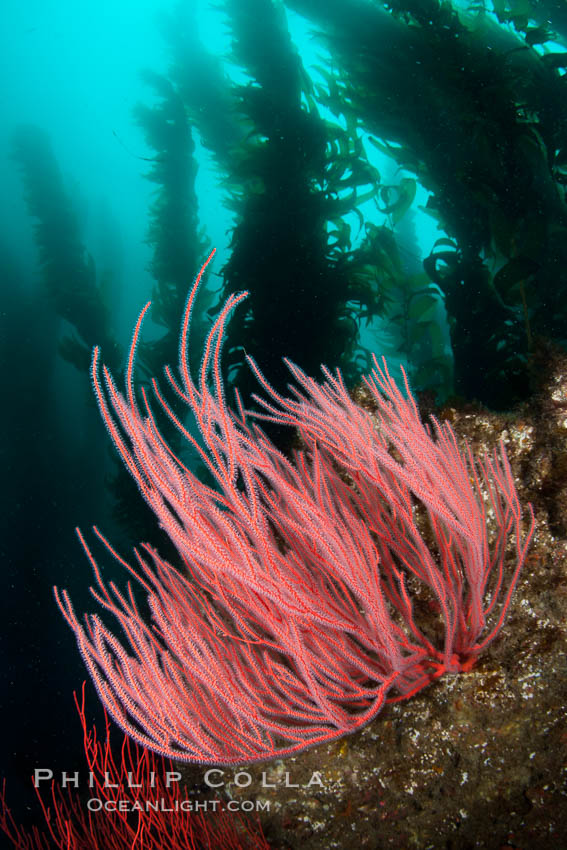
left=55, top=249, right=535, bottom=765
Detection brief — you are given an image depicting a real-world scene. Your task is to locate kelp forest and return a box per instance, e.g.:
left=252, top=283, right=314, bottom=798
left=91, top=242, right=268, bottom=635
left=3, top=0, right=567, bottom=844
left=14, top=0, right=567, bottom=427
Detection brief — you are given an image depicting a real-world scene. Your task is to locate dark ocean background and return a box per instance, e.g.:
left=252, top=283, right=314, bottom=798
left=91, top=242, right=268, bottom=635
left=2, top=0, right=567, bottom=844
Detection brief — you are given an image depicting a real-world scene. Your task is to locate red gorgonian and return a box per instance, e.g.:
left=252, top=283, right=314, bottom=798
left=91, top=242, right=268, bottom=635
left=55, top=249, right=535, bottom=765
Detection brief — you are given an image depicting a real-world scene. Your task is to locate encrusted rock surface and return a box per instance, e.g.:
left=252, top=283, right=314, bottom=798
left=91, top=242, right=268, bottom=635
left=181, top=350, right=567, bottom=850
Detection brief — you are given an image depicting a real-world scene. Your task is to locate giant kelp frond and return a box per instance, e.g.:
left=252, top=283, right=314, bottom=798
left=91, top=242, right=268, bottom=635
left=160, top=2, right=243, bottom=168
left=12, top=124, right=121, bottom=373
left=212, top=0, right=388, bottom=409
left=133, top=69, right=209, bottom=370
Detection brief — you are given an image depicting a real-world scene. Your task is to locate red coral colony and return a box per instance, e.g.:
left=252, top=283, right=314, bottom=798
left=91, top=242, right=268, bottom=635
left=54, top=250, right=535, bottom=765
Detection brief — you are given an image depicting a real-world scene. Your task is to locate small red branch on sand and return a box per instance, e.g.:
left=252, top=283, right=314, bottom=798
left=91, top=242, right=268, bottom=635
left=54, top=249, right=535, bottom=765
